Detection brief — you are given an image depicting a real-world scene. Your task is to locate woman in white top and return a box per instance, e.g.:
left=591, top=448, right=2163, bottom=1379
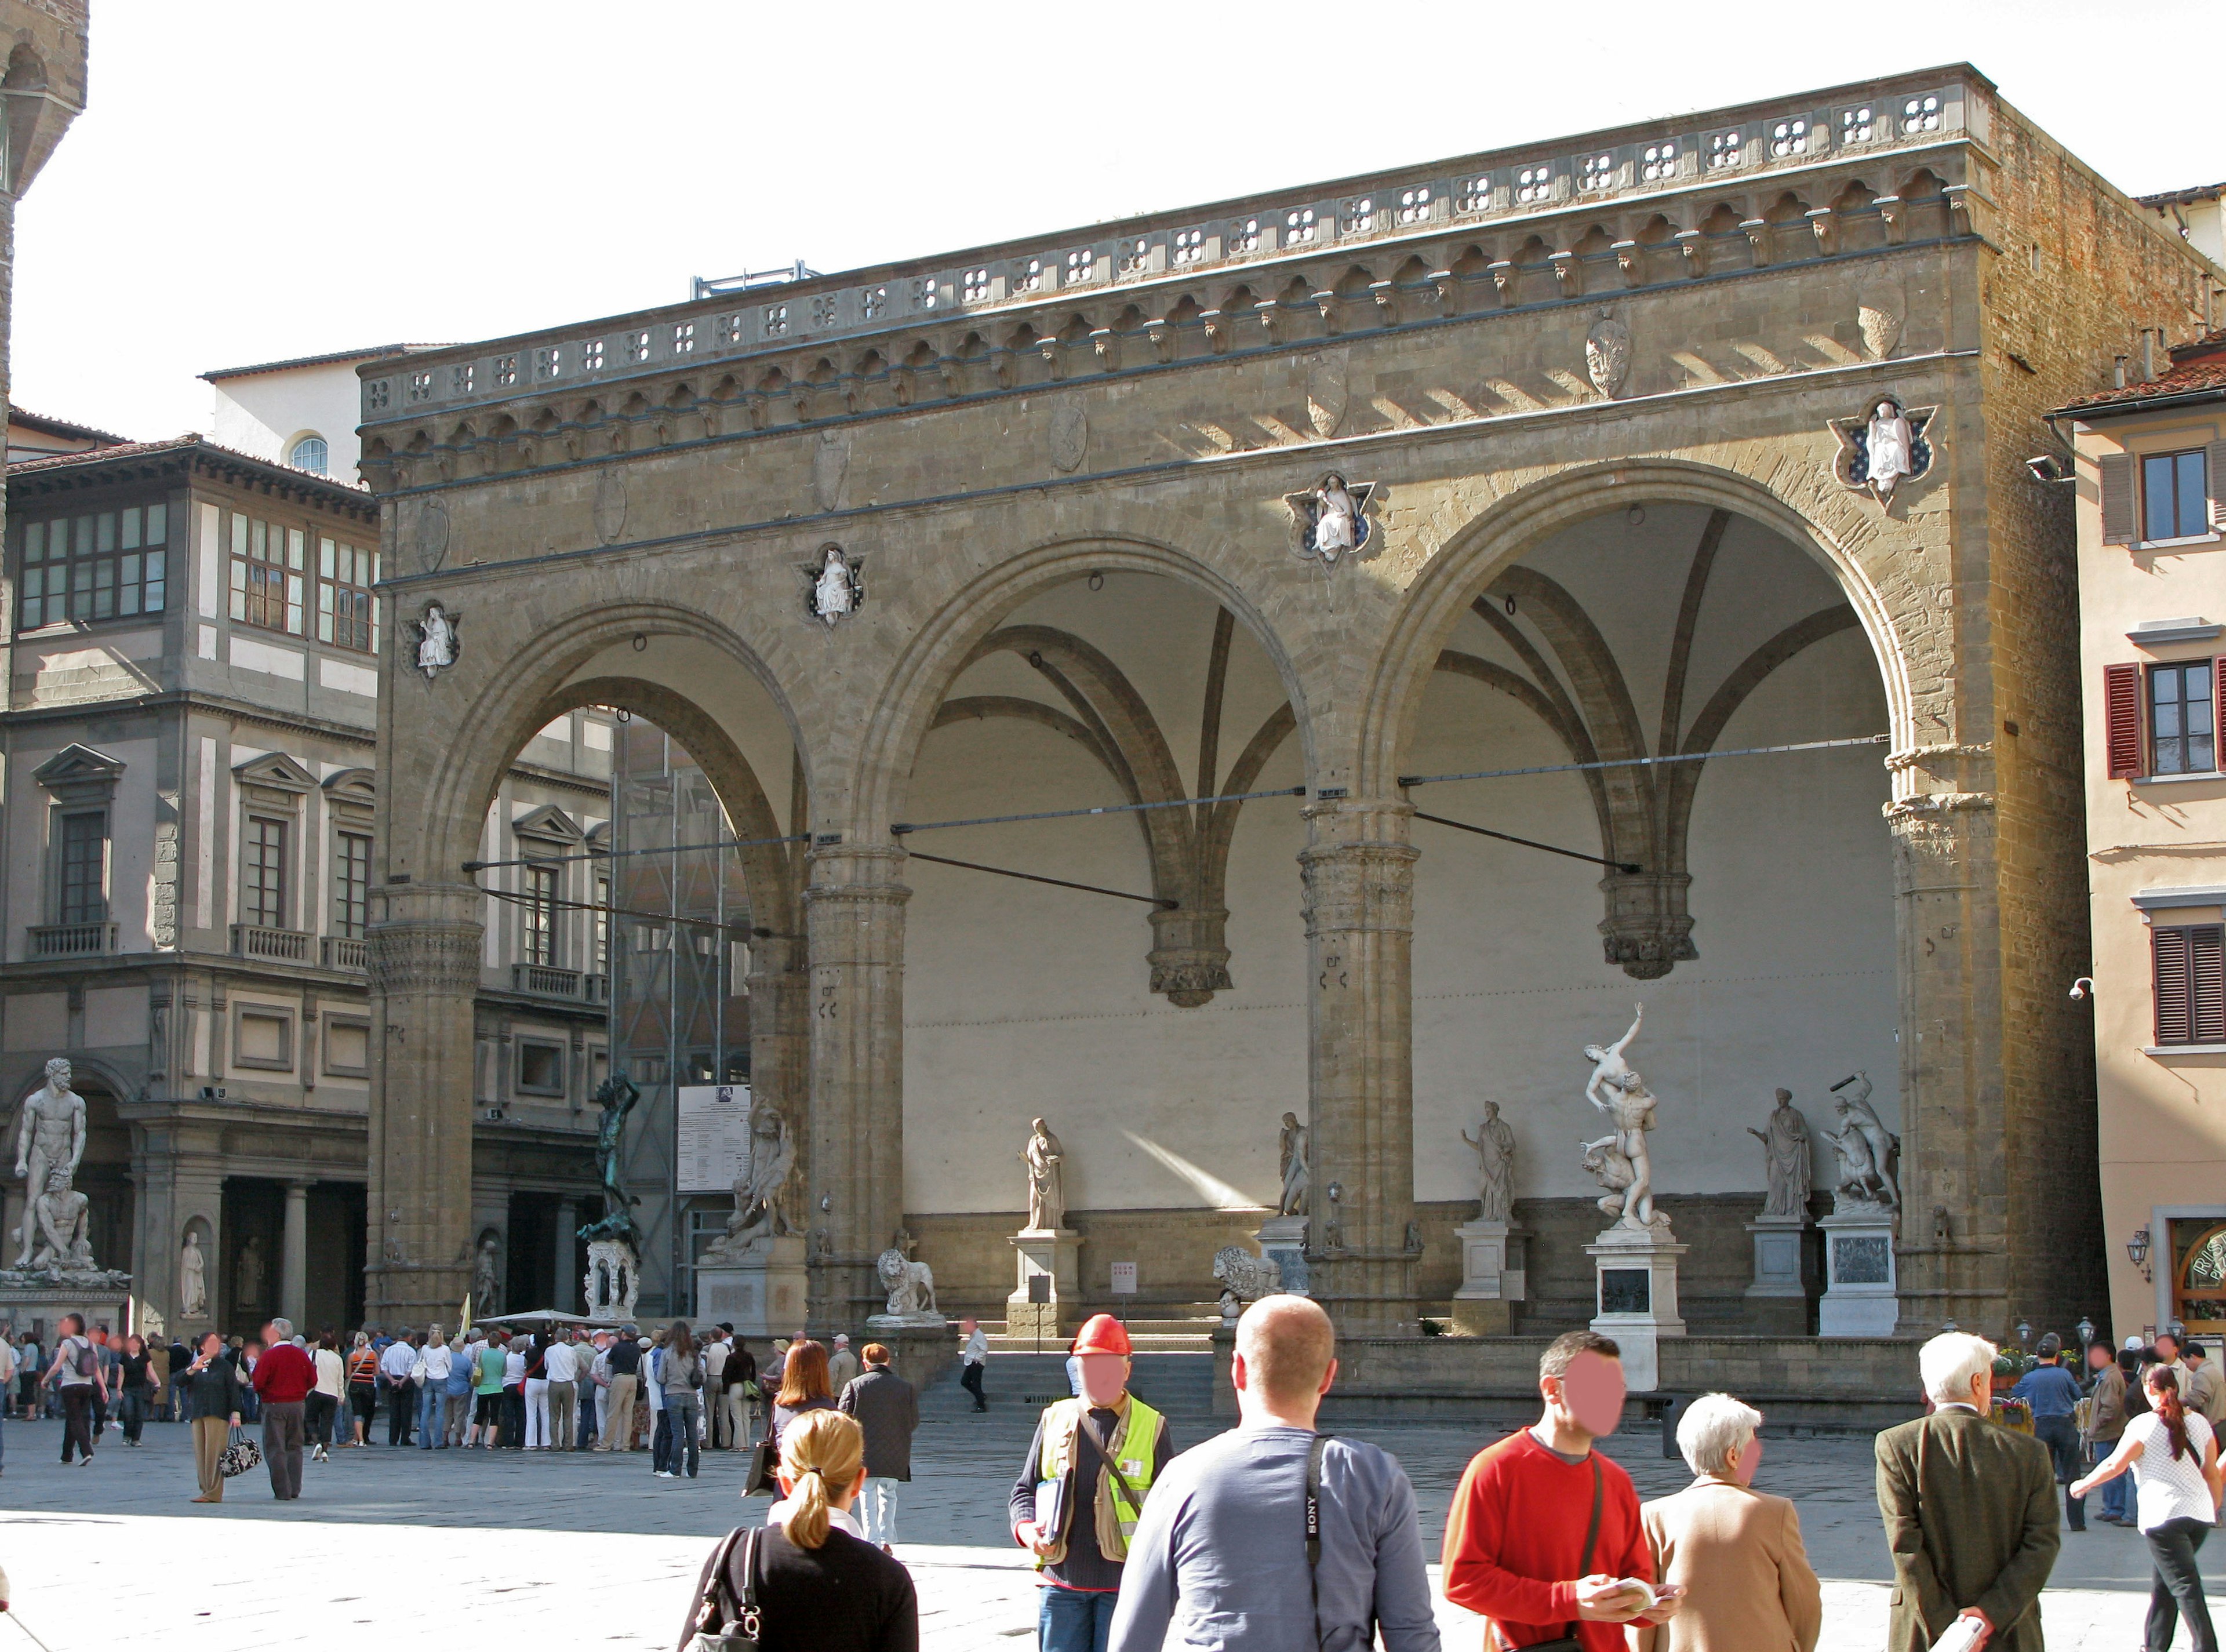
left=308, top=1332, right=346, bottom=1463
left=2073, top=1364, right=2224, bottom=1652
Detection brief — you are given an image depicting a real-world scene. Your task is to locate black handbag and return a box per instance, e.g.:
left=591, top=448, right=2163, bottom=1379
left=744, top=1408, right=778, bottom=1497
left=687, top=1526, right=763, bottom=1652
left=1498, top=1456, right=1602, bottom=1652
left=217, top=1425, right=263, bottom=1480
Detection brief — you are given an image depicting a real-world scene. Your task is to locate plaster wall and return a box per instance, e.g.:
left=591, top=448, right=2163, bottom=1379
left=208, top=362, right=370, bottom=479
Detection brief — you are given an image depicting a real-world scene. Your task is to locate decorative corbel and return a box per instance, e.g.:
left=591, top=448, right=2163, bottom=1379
left=790, top=386, right=812, bottom=423
left=992, top=349, right=1016, bottom=390
left=1943, top=182, right=1987, bottom=243
left=1369, top=280, right=1396, bottom=326
left=1036, top=335, right=1067, bottom=380
left=937, top=359, right=966, bottom=401
left=1200, top=308, right=1229, bottom=353
left=1549, top=250, right=1580, bottom=297
left=1145, top=317, right=1174, bottom=362
left=1090, top=327, right=1122, bottom=371
left=1612, top=239, right=1642, bottom=287
left=1672, top=228, right=1707, bottom=277
left=1875, top=194, right=1904, bottom=245
left=741, top=392, right=767, bottom=431
left=1310, top=290, right=1341, bottom=336
left=1250, top=299, right=1281, bottom=343
left=890, top=365, right=916, bottom=406
left=1487, top=260, right=1517, bottom=307
left=1740, top=218, right=1770, bottom=267
left=1806, top=206, right=1836, bottom=256
left=1428, top=268, right=1460, bottom=315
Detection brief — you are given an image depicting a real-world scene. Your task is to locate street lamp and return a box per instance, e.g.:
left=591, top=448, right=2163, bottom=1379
left=2016, top=1319, right=2032, bottom=1348
left=2128, top=1229, right=2153, bottom=1282
left=2077, top=1316, right=2095, bottom=1353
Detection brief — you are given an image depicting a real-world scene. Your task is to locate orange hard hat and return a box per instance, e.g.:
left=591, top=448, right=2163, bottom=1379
left=1072, top=1313, right=1132, bottom=1357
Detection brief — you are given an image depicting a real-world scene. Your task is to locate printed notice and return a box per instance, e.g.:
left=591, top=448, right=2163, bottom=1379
left=676, top=1083, right=752, bottom=1194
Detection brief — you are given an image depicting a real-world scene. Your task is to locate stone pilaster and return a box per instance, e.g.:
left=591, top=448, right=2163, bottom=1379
left=746, top=930, right=810, bottom=1157
left=1299, top=799, right=1420, bottom=1337
left=802, top=843, right=910, bottom=1330
left=366, top=882, right=483, bottom=1326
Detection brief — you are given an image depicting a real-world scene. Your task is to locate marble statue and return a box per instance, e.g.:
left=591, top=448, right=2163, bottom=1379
left=1825, top=1072, right=1900, bottom=1210
left=179, top=1229, right=208, bottom=1318
left=1579, top=1133, right=1640, bottom=1222
left=1463, top=1100, right=1516, bottom=1225
left=12, top=1057, right=85, bottom=1268
left=235, top=1232, right=265, bottom=1308
left=1312, top=474, right=1361, bottom=559
left=1277, top=1112, right=1310, bottom=1216
left=579, top=1074, right=642, bottom=1246
left=810, top=545, right=859, bottom=626
left=413, top=601, right=459, bottom=679
left=1746, top=1089, right=1813, bottom=1220
left=30, top=1166, right=91, bottom=1271
left=1020, top=1117, right=1065, bottom=1231
left=708, top=1104, right=799, bottom=1257
left=1582, top=1005, right=1664, bottom=1231
left=876, top=1246, right=939, bottom=1318
left=1864, top=399, right=1915, bottom=500
left=1213, top=1245, right=1282, bottom=1323
left=472, top=1232, right=501, bottom=1318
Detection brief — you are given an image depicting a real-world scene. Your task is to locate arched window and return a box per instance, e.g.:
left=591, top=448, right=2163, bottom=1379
left=288, top=435, right=329, bottom=474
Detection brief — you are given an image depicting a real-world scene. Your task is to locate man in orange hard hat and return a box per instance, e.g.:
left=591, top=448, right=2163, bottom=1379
left=1009, top=1313, right=1176, bottom=1652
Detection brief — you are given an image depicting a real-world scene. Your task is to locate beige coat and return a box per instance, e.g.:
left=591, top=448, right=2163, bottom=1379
left=1635, top=1474, right=1821, bottom=1652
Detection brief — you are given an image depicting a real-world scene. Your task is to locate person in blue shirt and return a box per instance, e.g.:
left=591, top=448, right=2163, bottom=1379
left=2010, top=1333, right=2086, bottom=1532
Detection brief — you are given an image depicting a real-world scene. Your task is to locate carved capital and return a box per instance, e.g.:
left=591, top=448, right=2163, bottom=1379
left=1369, top=280, right=1397, bottom=325
left=1311, top=290, right=1341, bottom=334
left=1806, top=206, right=1837, bottom=256
left=1089, top=327, right=1122, bottom=371
left=1549, top=250, right=1581, bottom=296
left=1147, top=907, right=1233, bottom=1007
left=1427, top=269, right=1460, bottom=315
left=367, top=921, right=482, bottom=998
left=1875, top=194, right=1905, bottom=245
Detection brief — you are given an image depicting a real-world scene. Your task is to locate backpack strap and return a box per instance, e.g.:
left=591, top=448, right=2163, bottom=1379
left=1306, top=1434, right=1332, bottom=1650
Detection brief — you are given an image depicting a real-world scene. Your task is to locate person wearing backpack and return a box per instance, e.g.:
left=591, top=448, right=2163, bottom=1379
left=41, top=1312, right=105, bottom=1465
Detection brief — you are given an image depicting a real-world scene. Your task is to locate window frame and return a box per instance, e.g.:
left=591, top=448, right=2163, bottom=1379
left=515, top=1038, right=566, bottom=1096
left=231, top=1002, right=297, bottom=1072
left=15, top=503, right=170, bottom=631
left=288, top=435, right=330, bottom=475
left=226, top=511, right=306, bottom=638
left=315, top=535, right=380, bottom=654
left=241, top=814, right=292, bottom=931
left=2143, top=448, right=2213, bottom=545
left=321, top=1013, right=372, bottom=1079
left=523, top=860, right=559, bottom=967
left=2150, top=660, right=2218, bottom=777
left=55, top=808, right=109, bottom=926
left=2153, top=921, right=2226, bottom=1047
left=332, top=829, right=372, bottom=940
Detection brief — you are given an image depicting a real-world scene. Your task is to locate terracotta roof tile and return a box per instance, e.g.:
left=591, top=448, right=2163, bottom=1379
left=2056, top=330, right=2226, bottom=415
left=6, top=434, right=376, bottom=514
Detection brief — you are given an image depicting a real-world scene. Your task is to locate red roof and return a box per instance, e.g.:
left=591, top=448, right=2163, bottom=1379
left=7, top=434, right=376, bottom=515
left=7, top=407, right=129, bottom=446
left=201, top=343, right=448, bottom=382
left=2055, top=330, right=2226, bottom=416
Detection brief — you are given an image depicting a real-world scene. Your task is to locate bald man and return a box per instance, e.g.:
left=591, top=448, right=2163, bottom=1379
left=1108, top=1294, right=1439, bottom=1652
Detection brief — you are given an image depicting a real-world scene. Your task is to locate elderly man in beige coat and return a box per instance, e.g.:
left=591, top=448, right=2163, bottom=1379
left=1635, top=1393, right=1821, bottom=1652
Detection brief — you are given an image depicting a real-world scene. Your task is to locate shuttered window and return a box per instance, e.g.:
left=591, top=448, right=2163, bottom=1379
left=2101, top=454, right=2136, bottom=546
left=2144, top=450, right=2210, bottom=541
left=2151, top=661, right=2217, bottom=774
left=2154, top=923, right=2226, bottom=1046
left=2105, top=663, right=2144, bottom=777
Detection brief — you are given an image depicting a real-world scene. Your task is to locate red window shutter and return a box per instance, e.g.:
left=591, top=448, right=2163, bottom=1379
left=2195, top=925, right=2226, bottom=1043
left=2155, top=925, right=2193, bottom=1045
left=2101, top=454, right=2136, bottom=546
left=2104, top=662, right=2144, bottom=778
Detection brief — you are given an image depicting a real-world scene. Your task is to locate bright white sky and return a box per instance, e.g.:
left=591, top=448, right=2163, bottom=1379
left=15, top=1, right=2222, bottom=442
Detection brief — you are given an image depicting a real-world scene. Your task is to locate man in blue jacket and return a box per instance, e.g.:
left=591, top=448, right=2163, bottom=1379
left=2010, top=1333, right=2085, bottom=1531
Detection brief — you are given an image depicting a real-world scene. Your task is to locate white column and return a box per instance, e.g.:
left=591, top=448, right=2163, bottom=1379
left=280, top=1181, right=310, bottom=1329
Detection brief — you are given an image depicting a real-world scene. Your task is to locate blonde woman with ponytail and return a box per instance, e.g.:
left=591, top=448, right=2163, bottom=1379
left=681, top=1407, right=918, bottom=1652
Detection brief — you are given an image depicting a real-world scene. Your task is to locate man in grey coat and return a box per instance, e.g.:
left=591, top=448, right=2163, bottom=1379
left=838, top=1342, right=918, bottom=1551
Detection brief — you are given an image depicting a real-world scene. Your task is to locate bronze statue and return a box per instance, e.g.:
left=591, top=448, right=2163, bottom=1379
left=578, top=1073, right=642, bottom=1245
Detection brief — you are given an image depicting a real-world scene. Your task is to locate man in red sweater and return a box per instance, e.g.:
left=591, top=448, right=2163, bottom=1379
left=249, top=1317, right=317, bottom=1501
left=1443, top=1329, right=1685, bottom=1650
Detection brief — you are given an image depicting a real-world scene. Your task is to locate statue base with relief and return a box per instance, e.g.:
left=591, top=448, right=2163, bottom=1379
left=1449, top=1220, right=1526, bottom=1336
left=1744, top=1214, right=1813, bottom=1336
left=694, top=1233, right=806, bottom=1338
left=581, top=1238, right=641, bottom=1323
left=1817, top=1207, right=1898, bottom=1337
left=0, top=1279, right=129, bottom=1342
left=1253, top=1214, right=1310, bottom=1296
left=1585, top=1221, right=1686, bottom=1393
left=1007, top=1226, right=1081, bottom=1340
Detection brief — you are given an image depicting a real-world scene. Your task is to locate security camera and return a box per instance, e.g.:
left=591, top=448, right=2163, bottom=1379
left=2069, top=977, right=2094, bottom=1000
left=2025, top=455, right=2071, bottom=484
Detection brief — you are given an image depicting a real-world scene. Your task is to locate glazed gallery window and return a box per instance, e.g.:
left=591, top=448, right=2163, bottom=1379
left=242, top=816, right=290, bottom=930
left=16, top=505, right=168, bottom=629
left=2144, top=449, right=2210, bottom=541
left=228, top=513, right=305, bottom=636
left=2152, top=661, right=2216, bottom=775
left=2153, top=922, right=2226, bottom=1046
left=524, top=861, right=559, bottom=967
left=57, top=812, right=108, bottom=925
left=317, top=537, right=379, bottom=653
left=332, top=831, right=372, bottom=939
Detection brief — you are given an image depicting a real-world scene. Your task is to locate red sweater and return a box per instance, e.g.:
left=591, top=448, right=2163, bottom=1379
left=1442, top=1429, right=1651, bottom=1651
left=249, top=1342, right=317, bottom=1405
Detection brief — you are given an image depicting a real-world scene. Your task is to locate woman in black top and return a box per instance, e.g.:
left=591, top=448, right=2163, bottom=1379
left=768, top=1339, right=836, bottom=1454
left=116, top=1335, right=154, bottom=1444
left=181, top=1332, right=242, bottom=1502
left=681, top=1409, right=915, bottom=1652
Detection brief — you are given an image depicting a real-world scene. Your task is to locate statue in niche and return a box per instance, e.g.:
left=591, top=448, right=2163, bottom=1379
left=235, top=1233, right=266, bottom=1308
left=707, top=1105, right=799, bottom=1258
left=179, top=1229, right=208, bottom=1318
left=1463, top=1100, right=1517, bottom=1225
left=1285, top=473, right=1377, bottom=565
left=1863, top=399, right=1916, bottom=500
left=1824, top=1072, right=1900, bottom=1211
left=806, top=544, right=862, bottom=627
left=1581, top=1005, right=1666, bottom=1231
left=472, top=1233, right=502, bottom=1318
left=13, top=1057, right=86, bottom=1268
left=1020, top=1117, right=1065, bottom=1232
left=1746, top=1089, right=1813, bottom=1221
left=1277, top=1112, right=1310, bottom=1216
left=412, top=601, right=459, bottom=680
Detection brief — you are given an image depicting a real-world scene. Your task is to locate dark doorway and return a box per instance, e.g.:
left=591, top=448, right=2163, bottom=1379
left=219, top=1178, right=285, bottom=1338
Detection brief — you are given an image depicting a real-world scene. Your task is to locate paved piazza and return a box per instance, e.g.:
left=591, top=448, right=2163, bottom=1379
left=0, top=1362, right=2205, bottom=1650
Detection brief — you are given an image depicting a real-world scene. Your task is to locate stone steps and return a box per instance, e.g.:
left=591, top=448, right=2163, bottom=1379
left=922, top=1351, right=1221, bottom=1429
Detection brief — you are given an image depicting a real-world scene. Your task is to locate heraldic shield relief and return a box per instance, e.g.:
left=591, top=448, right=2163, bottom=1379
left=1830, top=394, right=1937, bottom=506
left=1285, top=473, right=1378, bottom=565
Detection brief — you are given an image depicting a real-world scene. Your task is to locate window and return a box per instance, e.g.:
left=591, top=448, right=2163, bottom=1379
left=323, top=1017, right=370, bottom=1078
left=451, top=363, right=474, bottom=396
left=1455, top=177, right=1490, bottom=214
left=495, top=355, right=518, bottom=387
left=365, top=380, right=390, bottom=412
left=288, top=435, right=329, bottom=474
left=911, top=277, right=938, bottom=310
left=1226, top=220, right=1259, bottom=256
left=408, top=371, right=432, bottom=402
left=763, top=303, right=789, bottom=334
left=525, top=861, right=558, bottom=967
left=2153, top=923, right=2226, bottom=1046
left=1841, top=105, right=1876, bottom=144
left=811, top=293, right=839, bottom=326
left=624, top=330, right=651, bottom=363
left=317, top=537, right=379, bottom=653
left=517, top=1040, right=565, bottom=1095
left=2152, top=662, right=2216, bottom=775
left=59, top=812, right=106, bottom=925
left=243, top=817, right=289, bottom=930
left=1580, top=153, right=1614, bottom=192
left=1117, top=238, right=1151, bottom=276
left=2144, top=450, right=2210, bottom=541
left=1902, top=94, right=1941, bottom=134
left=333, top=831, right=371, bottom=940
left=1012, top=257, right=1043, bottom=294
left=227, top=513, right=304, bottom=635
left=1284, top=206, right=1319, bottom=244
left=717, top=312, right=745, bottom=344
left=234, top=1007, right=294, bottom=1069
left=962, top=268, right=990, bottom=302
left=581, top=338, right=605, bottom=371
left=594, top=875, right=610, bottom=971
left=861, top=283, right=888, bottom=317
left=1769, top=118, right=1809, bottom=158
left=1065, top=247, right=1097, bottom=282
left=1337, top=199, right=1373, bottom=235
left=1395, top=187, right=1431, bottom=225
left=535, top=345, right=562, bottom=380
left=17, top=504, right=168, bottom=629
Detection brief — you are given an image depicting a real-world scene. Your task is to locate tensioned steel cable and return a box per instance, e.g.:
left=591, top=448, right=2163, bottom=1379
left=1399, top=732, right=1889, bottom=789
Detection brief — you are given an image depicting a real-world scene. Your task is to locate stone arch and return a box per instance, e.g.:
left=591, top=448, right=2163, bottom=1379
left=1358, top=457, right=1914, bottom=801
left=848, top=534, right=1318, bottom=842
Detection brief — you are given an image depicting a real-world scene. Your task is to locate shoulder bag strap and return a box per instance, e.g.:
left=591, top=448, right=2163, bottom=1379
left=1307, top=1433, right=1332, bottom=1651
left=1077, top=1410, right=1144, bottom=1508
left=734, top=1526, right=763, bottom=1643
left=1566, top=1456, right=1604, bottom=1645
left=690, top=1527, right=746, bottom=1638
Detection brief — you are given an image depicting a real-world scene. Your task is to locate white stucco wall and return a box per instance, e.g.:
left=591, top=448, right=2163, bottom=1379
left=207, top=360, right=372, bottom=480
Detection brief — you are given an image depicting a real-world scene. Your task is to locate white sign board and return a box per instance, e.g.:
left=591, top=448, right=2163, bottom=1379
left=1108, top=1261, right=1138, bottom=1296
left=676, top=1083, right=752, bottom=1194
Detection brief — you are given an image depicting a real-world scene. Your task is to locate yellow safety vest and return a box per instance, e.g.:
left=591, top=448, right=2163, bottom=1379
left=1035, top=1393, right=1162, bottom=1567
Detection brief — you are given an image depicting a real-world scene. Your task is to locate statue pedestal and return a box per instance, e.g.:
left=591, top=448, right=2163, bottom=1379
left=695, top=1235, right=807, bottom=1338
left=1254, top=1214, right=1310, bottom=1296
left=1744, top=1214, right=1812, bottom=1336
left=1585, top=1223, right=1686, bottom=1393
left=583, top=1239, right=640, bottom=1323
left=1817, top=1207, right=1898, bottom=1337
left=1449, top=1220, right=1526, bottom=1336
left=1007, top=1227, right=1081, bottom=1340
left=0, top=1275, right=130, bottom=1344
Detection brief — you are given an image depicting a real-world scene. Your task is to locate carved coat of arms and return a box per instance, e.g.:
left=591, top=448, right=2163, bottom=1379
left=401, top=498, right=450, bottom=575
left=592, top=467, right=628, bottom=545
left=1585, top=312, right=1632, bottom=399
left=1047, top=400, right=1089, bottom=473
left=804, top=544, right=863, bottom=627
left=1830, top=394, right=1937, bottom=505
left=1285, top=474, right=1377, bottom=565
left=1305, top=352, right=1349, bottom=439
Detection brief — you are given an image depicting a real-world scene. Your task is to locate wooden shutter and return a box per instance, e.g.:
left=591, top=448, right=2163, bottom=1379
left=2209, top=441, right=2226, bottom=531
left=2101, top=453, right=2136, bottom=545
left=2156, top=925, right=2193, bottom=1044
left=2105, top=662, right=2144, bottom=778
left=2196, top=925, right=2226, bottom=1043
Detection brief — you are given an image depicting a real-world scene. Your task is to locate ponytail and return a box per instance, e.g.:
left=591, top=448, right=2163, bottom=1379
left=2148, top=1366, right=2192, bottom=1460
left=777, top=1409, right=864, bottom=1551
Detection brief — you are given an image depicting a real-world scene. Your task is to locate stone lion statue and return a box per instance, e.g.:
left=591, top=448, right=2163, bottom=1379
left=876, top=1246, right=938, bottom=1318
left=1212, top=1245, right=1283, bottom=1322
